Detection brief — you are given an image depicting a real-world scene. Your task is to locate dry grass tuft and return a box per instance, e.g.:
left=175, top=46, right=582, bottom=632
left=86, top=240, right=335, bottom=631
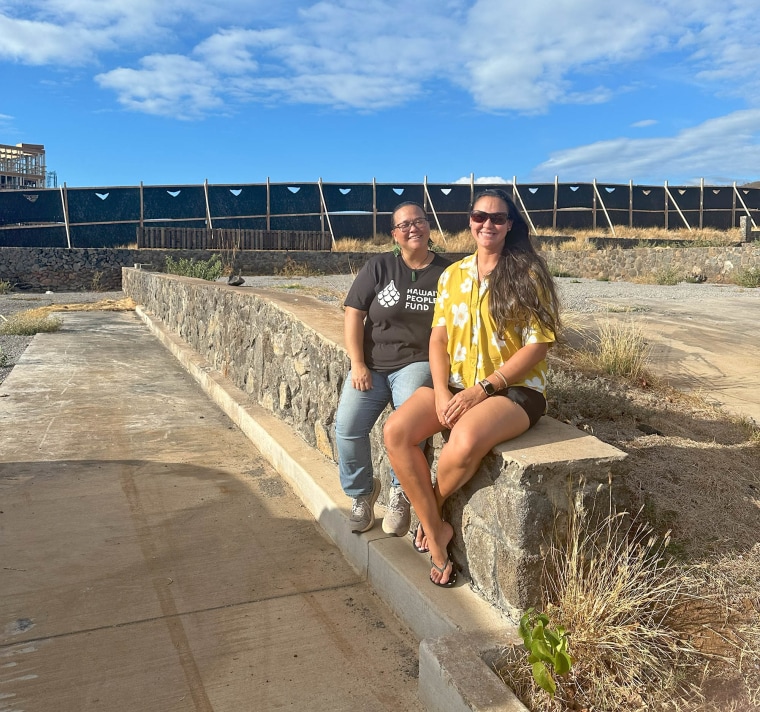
left=332, top=236, right=393, bottom=253
left=496, top=503, right=760, bottom=712
left=0, top=310, right=63, bottom=336
left=560, top=318, right=651, bottom=383
left=0, top=298, right=136, bottom=336
left=277, top=255, right=324, bottom=277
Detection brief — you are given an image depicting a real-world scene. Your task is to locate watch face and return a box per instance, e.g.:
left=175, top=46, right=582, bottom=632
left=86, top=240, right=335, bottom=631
left=480, top=379, right=495, bottom=395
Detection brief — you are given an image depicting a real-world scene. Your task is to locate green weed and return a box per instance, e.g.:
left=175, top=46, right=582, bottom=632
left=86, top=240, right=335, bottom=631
left=651, top=266, right=683, bottom=285
left=733, top=267, right=760, bottom=288
left=517, top=608, right=573, bottom=697
left=165, top=254, right=223, bottom=281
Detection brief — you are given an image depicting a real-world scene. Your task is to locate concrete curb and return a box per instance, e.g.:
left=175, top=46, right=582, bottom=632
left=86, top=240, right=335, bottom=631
left=419, top=632, right=528, bottom=712
left=135, top=305, right=520, bottom=711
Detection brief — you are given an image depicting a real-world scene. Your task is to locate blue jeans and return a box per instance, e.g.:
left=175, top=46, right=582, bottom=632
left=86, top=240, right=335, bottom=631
left=336, top=361, right=432, bottom=497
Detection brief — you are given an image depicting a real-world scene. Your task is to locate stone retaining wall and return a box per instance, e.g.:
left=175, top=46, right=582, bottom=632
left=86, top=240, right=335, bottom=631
left=123, top=268, right=627, bottom=614
left=2, top=243, right=759, bottom=291
left=543, top=243, right=760, bottom=282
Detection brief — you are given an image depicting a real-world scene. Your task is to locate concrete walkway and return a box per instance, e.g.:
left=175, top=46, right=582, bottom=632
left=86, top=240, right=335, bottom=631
left=0, top=311, right=426, bottom=712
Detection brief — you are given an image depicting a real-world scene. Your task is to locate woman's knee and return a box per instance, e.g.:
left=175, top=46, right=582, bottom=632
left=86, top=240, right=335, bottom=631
left=383, top=409, right=408, bottom=450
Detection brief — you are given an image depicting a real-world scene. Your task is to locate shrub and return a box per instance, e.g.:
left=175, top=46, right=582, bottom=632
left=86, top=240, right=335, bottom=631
left=651, top=266, right=684, bottom=285
left=165, top=254, right=223, bottom=281
left=0, top=280, right=11, bottom=294
left=0, top=347, right=7, bottom=367
left=734, top=267, right=760, bottom=288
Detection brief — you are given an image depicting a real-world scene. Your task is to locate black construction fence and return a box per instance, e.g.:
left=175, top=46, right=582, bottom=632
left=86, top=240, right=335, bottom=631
left=1, top=179, right=759, bottom=248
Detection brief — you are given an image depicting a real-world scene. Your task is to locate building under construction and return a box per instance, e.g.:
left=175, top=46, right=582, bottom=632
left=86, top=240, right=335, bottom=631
left=0, top=143, right=47, bottom=190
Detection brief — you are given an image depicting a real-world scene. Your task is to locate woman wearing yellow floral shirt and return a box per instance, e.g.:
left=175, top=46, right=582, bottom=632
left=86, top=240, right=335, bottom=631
left=384, top=189, right=561, bottom=587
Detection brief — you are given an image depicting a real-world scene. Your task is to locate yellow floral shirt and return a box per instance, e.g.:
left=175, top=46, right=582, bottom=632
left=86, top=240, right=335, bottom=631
left=432, top=253, right=554, bottom=392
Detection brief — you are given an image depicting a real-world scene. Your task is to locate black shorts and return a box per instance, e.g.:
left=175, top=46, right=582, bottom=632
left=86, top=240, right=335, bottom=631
left=450, top=385, right=546, bottom=428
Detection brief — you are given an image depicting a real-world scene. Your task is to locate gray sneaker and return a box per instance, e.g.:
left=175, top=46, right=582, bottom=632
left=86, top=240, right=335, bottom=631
left=382, top=485, right=411, bottom=536
left=350, top=478, right=381, bottom=533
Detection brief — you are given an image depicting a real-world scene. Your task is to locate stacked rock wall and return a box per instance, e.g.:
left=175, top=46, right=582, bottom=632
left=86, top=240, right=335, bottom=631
left=1, top=244, right=759, bottom=291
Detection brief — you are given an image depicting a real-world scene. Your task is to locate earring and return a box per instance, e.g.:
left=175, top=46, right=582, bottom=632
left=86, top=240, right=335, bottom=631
left=392, top=242, right=401, bottom=256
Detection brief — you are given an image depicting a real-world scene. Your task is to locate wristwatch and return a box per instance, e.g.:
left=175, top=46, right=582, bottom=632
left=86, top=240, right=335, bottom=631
left=478, top=378, right=497, bottom=397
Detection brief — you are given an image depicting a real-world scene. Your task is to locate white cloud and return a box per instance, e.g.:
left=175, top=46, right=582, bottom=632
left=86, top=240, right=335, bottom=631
left=458, top=0, right=676, bottom=112
left=631, top=119, right=658, bottom=128
left=0, top=13, right=112, bottom=64
left=194, top=29, right=261, bottom=74
left=454, top=176, right=510, bottom=184
left=95, top=55, right=225, bottom=119
left=531, top=109, right=760, bottom=184
left=3, top=0, right=760, bottom=123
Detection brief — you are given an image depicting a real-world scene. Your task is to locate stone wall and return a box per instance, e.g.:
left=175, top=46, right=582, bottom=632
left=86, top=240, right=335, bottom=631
left=123, top=269, right=627, bottom=614
left=543, top=243, right=760, bottom=282
left=2, top=243, right=759, bottom=292
left=0, top=247, right=378, bottom=292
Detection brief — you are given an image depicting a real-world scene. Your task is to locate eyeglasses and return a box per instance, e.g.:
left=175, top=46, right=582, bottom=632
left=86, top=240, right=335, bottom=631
left=393, top=217, right=429, bottom=232
left=470, top=210, right=511, bottom=225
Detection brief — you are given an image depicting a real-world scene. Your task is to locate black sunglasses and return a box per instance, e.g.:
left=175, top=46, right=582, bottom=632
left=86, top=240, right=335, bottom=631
left=470, top=210, right=510, bottom=225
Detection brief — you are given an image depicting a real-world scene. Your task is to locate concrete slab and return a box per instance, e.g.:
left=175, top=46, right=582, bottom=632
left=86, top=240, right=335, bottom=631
left=0, top=311, right=424, bottom=711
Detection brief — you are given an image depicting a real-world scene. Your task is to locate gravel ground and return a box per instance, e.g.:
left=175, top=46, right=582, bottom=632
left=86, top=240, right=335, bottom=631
left=2, top=278, right=759, bottom=386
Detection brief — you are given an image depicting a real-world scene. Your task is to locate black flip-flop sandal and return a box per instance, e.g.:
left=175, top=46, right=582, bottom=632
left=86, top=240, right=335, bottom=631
left=429, top=555, right=457, bottom=588
left=412, top=522, right=429, bottom=553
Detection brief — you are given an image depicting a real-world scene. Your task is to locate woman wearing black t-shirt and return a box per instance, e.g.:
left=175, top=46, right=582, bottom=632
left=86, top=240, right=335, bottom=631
left=336, top=202, right=449, bottom=536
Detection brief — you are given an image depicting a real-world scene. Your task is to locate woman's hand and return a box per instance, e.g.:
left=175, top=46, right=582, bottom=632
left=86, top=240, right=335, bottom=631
left=438, top=385, right=486, bottom=428
left=350, top=363, right=372, bottom=391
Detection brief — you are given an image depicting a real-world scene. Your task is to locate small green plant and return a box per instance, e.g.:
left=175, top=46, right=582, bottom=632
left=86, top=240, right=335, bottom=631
left=165, top=254, right=223, bottom=281
left=518, top=608, right=573, bottom=697
left=734, top=266, right=760, bottom=288
left=0, top=311, right=63, bottom=335
left=651, top=266, right=683, bottom=285
left=0, top=280, right=12, bottom=294
left=549, top=267, right=573, bottom=278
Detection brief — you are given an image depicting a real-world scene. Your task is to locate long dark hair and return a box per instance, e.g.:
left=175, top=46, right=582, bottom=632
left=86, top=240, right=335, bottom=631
left=473, top=189, right=561, bottom=339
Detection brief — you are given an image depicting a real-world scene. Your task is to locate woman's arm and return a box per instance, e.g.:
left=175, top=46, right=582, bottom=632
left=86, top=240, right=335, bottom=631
left=344, top=306, right=372, bottom=391
left=489, top=342, right=549, bottom=390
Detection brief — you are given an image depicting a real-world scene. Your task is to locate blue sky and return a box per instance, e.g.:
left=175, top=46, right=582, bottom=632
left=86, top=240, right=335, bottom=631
left=2, top=0, right=759, bottom=189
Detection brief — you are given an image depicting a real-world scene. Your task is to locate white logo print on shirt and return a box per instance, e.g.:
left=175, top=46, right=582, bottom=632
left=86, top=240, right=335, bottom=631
left=377, top=280, right=401, bottom=307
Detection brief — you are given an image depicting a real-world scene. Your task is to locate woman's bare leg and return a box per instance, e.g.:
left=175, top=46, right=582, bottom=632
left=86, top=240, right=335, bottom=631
left=426, top=397, right=531, bottom=584
left=383, top=387, right=447, bottom=566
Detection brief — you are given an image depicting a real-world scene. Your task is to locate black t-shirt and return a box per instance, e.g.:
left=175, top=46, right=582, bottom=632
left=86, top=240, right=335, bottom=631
left=344, top=252, right=450, bottom=372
